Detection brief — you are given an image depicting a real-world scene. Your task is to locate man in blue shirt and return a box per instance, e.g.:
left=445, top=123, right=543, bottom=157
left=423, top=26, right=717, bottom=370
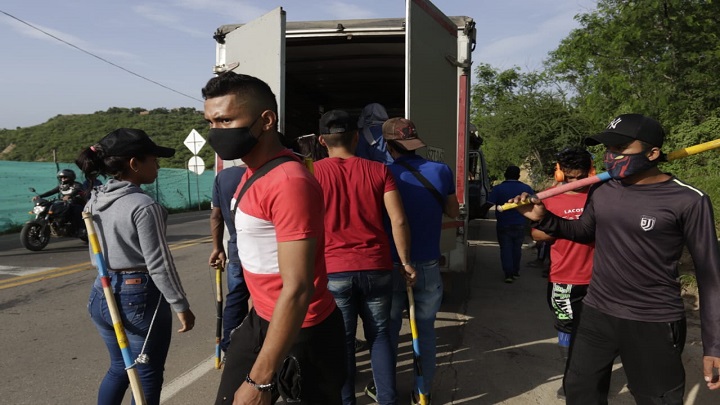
left=481, top=165, right=534, bottom=282
left=381, top=117, right=459, bottom=404
left=209, top=165, right=250, bottom=351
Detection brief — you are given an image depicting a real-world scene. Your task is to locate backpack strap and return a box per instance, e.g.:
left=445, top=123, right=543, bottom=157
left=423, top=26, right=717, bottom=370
left=231, top=156, right=295, bottom=220
left=396, top=160, right=445, bottom=209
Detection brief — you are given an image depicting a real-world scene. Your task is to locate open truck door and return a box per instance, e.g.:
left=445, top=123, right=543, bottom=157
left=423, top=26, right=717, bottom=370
left=212, top=7, right=286, bottom=171
left=406, top=0, right=471, bottom=272
left=212, top=2, right=476, bottom=273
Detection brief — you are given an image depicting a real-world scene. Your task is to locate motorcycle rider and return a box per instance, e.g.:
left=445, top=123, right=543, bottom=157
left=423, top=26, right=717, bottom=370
left=33, top=169, right=85, bottom=233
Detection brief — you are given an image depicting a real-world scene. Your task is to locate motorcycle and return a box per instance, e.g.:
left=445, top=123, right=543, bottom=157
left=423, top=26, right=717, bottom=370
left=20, top=188, right=88, bottom=251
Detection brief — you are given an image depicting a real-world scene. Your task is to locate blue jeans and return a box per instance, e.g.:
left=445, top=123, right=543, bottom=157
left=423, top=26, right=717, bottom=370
left=389, top=259, right=443, bottom=394
left=222, top=261, right=249, bottom=351
left=88, top=272, right=172, bottom=405
left=496, top=224, right=526, bottom=277
left=327, top=270, right=396, bottom=405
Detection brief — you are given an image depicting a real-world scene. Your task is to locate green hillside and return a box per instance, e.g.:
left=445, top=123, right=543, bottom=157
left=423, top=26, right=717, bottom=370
left=0, top=107, right=214, bottom=169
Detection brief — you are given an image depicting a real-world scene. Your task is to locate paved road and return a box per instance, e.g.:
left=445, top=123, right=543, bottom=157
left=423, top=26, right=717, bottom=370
left=0, top=212, right=715, bottom=404
left=0, top=211, right=218, bottom=405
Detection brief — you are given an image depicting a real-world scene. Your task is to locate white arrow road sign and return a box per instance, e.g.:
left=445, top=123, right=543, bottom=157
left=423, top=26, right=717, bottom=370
left=188, top=156, right=205, bottom=175
left=183, top=129, right=206, bottom=155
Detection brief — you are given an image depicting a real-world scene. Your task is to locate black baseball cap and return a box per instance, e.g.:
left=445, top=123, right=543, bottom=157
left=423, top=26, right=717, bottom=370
left=98, top=128, right=175, bottom=158
left=319, top=110, right=357, bottom=134
left=585, top=114, right=665, bottom=148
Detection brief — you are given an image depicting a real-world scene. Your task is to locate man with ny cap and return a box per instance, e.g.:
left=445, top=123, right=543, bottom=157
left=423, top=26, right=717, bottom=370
left=381, top=117, right=459, bottom=404
left=512, top=113, right=720, bottom=404
left=312, top=109, right=416, bottom=405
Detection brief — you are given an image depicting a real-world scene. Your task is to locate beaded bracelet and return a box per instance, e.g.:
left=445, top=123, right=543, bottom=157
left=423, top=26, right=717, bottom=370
left=245, top=374, right=275, bottom=392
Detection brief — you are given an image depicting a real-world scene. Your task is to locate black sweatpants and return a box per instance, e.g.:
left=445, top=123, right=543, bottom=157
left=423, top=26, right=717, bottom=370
left=215, top=307, right=347, bottom=405
left=546, top=282, right=588, bottom=334
left=564, top=305, right=686, bottom=405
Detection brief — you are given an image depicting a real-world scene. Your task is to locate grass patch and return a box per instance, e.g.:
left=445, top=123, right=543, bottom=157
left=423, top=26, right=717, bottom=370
left=679, top=273, right=698, bottom=292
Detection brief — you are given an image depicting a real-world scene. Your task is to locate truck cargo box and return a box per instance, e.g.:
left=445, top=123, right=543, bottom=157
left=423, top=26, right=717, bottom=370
left=213, top=0, right=479, bottom=272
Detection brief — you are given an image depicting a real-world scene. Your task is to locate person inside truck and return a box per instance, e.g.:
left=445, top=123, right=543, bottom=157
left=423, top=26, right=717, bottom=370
left=379, top=117, right=459, bottom=404
left=356, top=103, right=393, bottom=164
left=313, top=109, right=416, bottom=405
left=203, top=71, right=346, bottom=405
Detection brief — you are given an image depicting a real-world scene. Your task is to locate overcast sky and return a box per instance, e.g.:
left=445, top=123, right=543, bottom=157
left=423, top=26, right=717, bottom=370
left=0, top=0, right=596, bottom=129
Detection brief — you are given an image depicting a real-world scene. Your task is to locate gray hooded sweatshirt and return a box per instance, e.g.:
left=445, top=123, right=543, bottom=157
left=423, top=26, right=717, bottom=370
left=86, top=179, right=189, bottom=312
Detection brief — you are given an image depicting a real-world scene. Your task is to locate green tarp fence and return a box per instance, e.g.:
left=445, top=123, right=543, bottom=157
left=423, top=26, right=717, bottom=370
left=1, top=161, right=214, bottom=232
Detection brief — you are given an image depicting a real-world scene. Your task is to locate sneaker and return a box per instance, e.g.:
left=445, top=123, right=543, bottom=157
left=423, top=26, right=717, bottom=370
left=504, top=277, right=514, bottom=283
left=556, top=386, right=566, bottom=400
left=355, top=338, right=368, bottom=353
left=365, top=381, right=377, bottom=402
left=512, top=273, right=520, bottom=279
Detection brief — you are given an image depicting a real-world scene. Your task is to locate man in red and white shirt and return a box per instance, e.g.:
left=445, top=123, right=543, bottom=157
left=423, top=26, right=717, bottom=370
left=204, top=72, right=346, bottom=405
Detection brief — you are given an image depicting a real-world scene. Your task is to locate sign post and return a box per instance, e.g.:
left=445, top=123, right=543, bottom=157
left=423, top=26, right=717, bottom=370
left=184, top=130, right=206, bottom=211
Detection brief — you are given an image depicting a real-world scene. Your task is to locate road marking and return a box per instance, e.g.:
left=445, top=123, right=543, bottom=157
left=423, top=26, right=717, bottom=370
left=686, top=382, right=700, bottom=404
left=0, top=262, right=94, bottom=290
left=0, top=236, right=211, bottom=290
left=160, top=356, right=215, bottom=403
left=0, top=265, right=54, bottom=276
left=485, top=337, right=557, bottom=352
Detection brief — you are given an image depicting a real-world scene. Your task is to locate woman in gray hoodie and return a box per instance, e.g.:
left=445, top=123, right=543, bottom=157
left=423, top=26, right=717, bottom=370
left=76, top=128, right=195, bottom=405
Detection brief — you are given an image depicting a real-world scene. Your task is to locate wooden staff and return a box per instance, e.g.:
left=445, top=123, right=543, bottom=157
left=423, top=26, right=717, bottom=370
left=498, top=138, right=720, bottom=212
left=407, top=286, right=429, bottom=405
left=82, top=211, right=146, bottom=405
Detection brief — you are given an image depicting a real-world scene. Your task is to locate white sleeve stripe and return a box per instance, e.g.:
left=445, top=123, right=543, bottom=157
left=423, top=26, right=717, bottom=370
left=149, top=204, right=186, bottom=295
left=672, top=179, right=704, bottom=196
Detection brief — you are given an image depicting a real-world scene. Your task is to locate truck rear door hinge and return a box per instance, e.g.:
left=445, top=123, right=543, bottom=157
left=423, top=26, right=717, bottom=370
left=213, top=62, right=240, bottom=74
left=446, top=55, right=472, bottom=70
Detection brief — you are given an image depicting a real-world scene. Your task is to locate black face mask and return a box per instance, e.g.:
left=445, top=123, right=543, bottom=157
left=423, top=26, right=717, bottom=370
left=208, top=116, right=262, bottom=160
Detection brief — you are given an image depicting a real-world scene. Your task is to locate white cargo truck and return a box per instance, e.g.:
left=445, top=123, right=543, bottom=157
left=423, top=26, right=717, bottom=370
left=212, top=0, right=483, bottom=273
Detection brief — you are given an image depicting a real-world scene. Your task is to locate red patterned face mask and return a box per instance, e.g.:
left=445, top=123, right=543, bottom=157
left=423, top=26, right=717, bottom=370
left=603, top=150, right=657, bottom=179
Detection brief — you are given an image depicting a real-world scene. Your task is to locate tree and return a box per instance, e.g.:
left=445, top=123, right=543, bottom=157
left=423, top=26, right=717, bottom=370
left=0, top=107, right=211, bottom=169
left=545, top=0, right=720, bottom=225
left=471, top=64, right=594, bottom=186
left=548, top=0, right=720, bottom=128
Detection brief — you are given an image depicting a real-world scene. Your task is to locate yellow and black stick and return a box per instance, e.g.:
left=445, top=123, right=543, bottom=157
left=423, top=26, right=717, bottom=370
left=82, top=211, right=147, bottom=405
left=498, top=138, right=720, bottom=212
left=407, top=286, right=429, bottom=405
